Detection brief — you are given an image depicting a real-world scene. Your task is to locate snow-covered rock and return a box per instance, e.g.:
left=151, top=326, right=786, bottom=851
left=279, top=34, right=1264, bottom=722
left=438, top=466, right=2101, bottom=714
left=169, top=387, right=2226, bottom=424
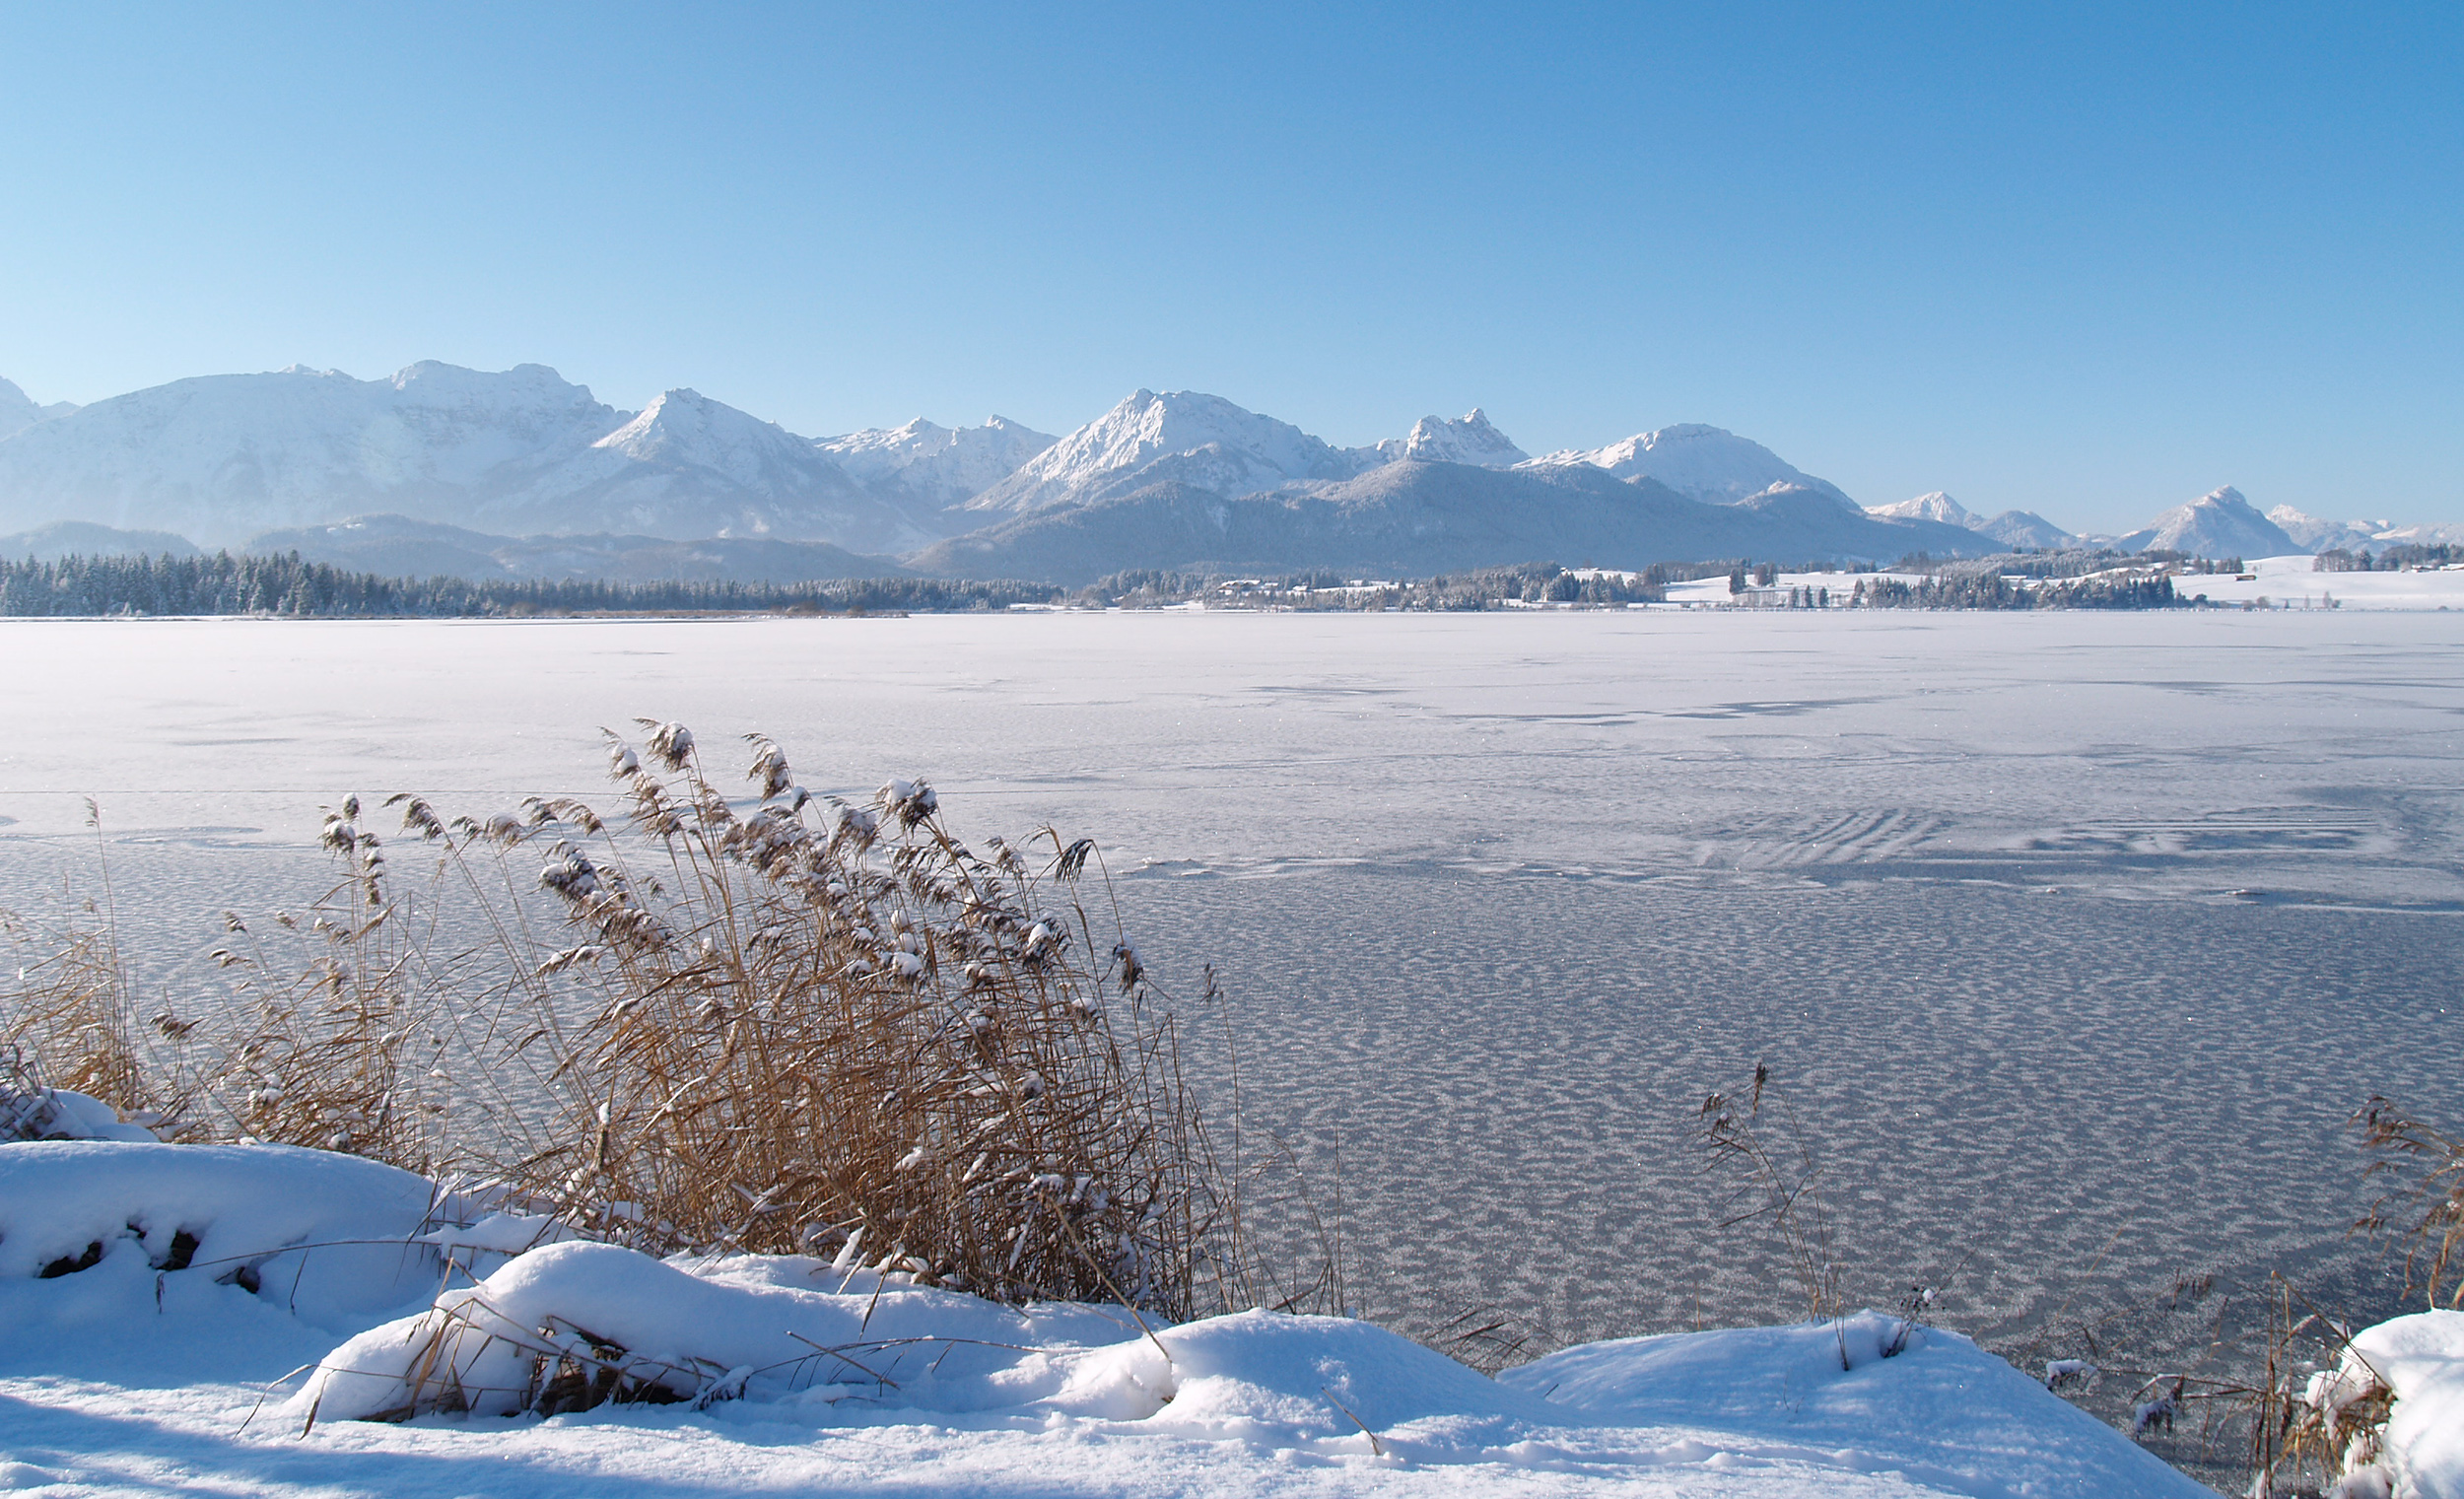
left=1523, top=424, right=1861, bottom=512
left=1867, top=492, right=1973, bottom=527
left=966, top=389, right=1372, bottom=514
left=1368, top=409, right=1529, bottom=469
left=818, top=416, right=1057, bottom=510
left=2115, top=486, right=2298, bottom=558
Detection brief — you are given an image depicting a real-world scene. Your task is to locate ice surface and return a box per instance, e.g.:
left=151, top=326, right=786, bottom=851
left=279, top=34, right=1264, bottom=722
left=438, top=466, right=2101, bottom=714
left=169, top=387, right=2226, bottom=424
left=0, top=609, right=2458, bottom=1373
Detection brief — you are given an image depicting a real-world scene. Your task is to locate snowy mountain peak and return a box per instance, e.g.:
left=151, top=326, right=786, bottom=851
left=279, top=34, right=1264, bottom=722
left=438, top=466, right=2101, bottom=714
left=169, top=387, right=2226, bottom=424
left=818, top=414, right=1059, bottom=509
left=1867, top=492, right=1973, bottom=527
left=586, top=388, right=848, bottom=485
left=2116, top=485, right=2298, bottom=558
left=1523, top=424, right=1859, bottom=511
left=0, top=377, right=75, bottom=442
left=1375, top=409, right=1530, bottom=468
left=967, top=389, right=1358, bottom=513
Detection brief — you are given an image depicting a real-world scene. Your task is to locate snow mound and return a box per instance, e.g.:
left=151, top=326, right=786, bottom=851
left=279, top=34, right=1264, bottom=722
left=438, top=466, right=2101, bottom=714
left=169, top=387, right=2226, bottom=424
left=1, top=1082, right=160, bottom=1142
left=293, top=1238, right=1151, bottom=1421
left=1, top=1140, right=2221, bottom=1495
left=1505, top=1314, right=2213, bottom=1497
left=0, top=1141, right=455, bottom=1329
left=2330, top=1310, right=2464, bottom=1497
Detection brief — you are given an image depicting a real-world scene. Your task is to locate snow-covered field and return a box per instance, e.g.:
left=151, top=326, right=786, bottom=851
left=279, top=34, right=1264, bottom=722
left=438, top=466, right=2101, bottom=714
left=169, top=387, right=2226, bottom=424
left=1665, top=555, right=2464, bottom=610
left=2174, top=554, right=2464, bottom=611
left=3, top=609, right=2461, bottom=1490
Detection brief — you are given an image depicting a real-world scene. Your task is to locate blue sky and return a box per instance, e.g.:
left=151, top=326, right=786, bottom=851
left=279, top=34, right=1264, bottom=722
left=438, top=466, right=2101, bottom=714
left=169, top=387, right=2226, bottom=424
left=0, top=2, right=2455, bottom=530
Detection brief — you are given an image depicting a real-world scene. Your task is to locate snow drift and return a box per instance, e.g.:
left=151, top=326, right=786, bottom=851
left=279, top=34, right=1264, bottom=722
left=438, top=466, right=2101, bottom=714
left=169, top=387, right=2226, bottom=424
left=0, top=1136, right=2239, bottom=1497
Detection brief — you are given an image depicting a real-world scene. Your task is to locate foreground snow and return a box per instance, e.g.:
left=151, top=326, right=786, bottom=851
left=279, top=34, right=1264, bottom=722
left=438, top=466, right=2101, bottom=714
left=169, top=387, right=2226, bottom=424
left=2314, top=1310, right=2464, bottom=1498
left=0, top=1141, right=2221, bottom=1498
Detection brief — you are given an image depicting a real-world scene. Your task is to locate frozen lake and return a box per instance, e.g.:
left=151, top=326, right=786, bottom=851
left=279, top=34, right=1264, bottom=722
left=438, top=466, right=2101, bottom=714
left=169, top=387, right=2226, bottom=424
left=3, top=609, right=2459, bottom=1359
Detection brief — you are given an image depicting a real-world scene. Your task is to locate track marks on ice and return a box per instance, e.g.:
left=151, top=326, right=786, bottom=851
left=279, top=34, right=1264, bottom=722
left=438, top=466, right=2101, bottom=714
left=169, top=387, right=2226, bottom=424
left=1698, top=808, right=1951, bottom=869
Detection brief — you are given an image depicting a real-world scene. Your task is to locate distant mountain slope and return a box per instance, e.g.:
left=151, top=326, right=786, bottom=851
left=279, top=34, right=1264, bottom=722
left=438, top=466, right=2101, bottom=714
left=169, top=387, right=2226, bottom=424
left=819, top=416, right=1057, bottom=511
left=2117, top=486, right=2298, bottom=557
left=910, top=459, right=1987, bottom=583
left=247, top=513, right=911, bottom=583
left=0, top=364, right=930, bottom=553
left=2268, top=506, right=2386, bottom=552
left=2262, top=505, right=2464, bottom=552
left=1968, top=510, right=2075, bottom=549
left=0, top=363, right=623, bottom=545
left=0, top=378, right=78, bottom=442
left=1867, top=494, right=2076, bottom=551
left=0, top=519, right=200, bottom=561
left=1523, top=424, right=1860, bottom=511
left=469, top=387, right=924, bottom=550
left=966, top=390, right=1371, bottom=515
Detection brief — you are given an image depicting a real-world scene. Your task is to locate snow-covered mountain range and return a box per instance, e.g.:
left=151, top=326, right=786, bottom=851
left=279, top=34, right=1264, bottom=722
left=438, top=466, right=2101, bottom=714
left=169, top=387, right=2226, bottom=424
left=1527, top=424, right=1860, bottom=511
left=2267, top=504, right=2464, bottom=552
left=0, top=364, right=1015, bottom=553
left=818, top=416, right=1057, bottom=511
left=966, top=389, right=1372, bottom=515
left=2, top=361, right=2439, bottom=583
left=1865, top=493, right=2077, bottom=551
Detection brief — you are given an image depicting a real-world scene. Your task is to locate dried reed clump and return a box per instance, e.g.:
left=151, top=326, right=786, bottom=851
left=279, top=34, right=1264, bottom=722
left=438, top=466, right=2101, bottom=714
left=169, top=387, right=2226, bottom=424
left=0, top=916, right=148, bottom=1120
left=448, top=722, right=1211, bottom=1315
left=56, top=721, right=1216, bottom=1316
left=2352, top=1094, right=2464, bottom=1310
left=0, top=805, right=163, bottom=1128
left=183, top=804, right=461, bottom=1171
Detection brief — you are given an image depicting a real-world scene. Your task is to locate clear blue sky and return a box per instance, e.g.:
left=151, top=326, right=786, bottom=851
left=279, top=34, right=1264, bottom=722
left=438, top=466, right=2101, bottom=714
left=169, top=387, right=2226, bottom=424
left=1, top=2, right=2456, bottom=530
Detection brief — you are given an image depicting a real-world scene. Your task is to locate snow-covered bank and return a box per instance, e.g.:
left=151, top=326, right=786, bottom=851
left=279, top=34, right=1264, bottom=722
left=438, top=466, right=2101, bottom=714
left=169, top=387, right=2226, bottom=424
left=0, top=1139, right=2219, bottom=1497
left=2307, top=1310, right=2464, bottom=1498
